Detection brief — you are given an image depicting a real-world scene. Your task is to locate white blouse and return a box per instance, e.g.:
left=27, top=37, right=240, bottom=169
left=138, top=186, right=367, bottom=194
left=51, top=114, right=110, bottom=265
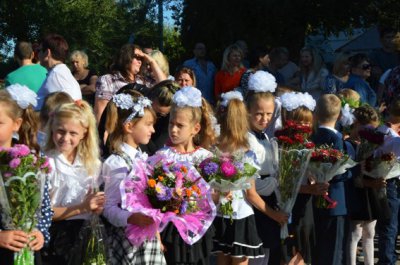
left=102, top=143, right=147, bottom=227
left=155, top=146, right=212, bottom=166
left=47, top=150, right=102, bottom=220
left=248, top=132, right=278, bottom=197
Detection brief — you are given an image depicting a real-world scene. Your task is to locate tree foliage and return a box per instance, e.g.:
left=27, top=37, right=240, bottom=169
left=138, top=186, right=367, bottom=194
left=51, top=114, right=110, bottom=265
left=176, top=0, right=400, bottom=64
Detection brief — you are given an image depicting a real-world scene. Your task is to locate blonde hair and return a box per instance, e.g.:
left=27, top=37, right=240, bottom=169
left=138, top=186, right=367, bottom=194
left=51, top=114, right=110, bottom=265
left=300, top=46, right=324, bottom=74
left=281, top=106, right=314, bottom=126
left=45, top=100, right=100, bottom=175
left=315, top=94, right=341, bottom=123
left=337, top=89, right=360, bottom=106
left=105, top=90, right=156, bottom=154
left=70, top=50, right=89, bottom=68
left=40, top=92, right=74, bottom=127
left=150, top=50, right=170, bottom=76
left=0, top=90, right=39, bottom=152
left=221, top=44, right=244, bottom=72
left=170, top=98, right=216, bottom=149
left=245, top=91, right=275, bottom=109
left=332, top=52, right=352, bottom=76
left=217, top=99, right=249, bottom=153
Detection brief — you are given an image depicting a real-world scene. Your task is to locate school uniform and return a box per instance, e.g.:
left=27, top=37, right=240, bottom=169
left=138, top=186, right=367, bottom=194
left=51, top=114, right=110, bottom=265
left=102, top=143, right=166, bottom=265
left=311, top=126, right=351, bottom=265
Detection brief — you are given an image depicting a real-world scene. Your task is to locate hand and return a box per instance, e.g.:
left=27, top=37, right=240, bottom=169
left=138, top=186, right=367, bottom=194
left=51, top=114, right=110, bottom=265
left=270, top=210, right=289, bottom=226
left=221, top=191, right=233, bottom=201
left=310, top=182, right=330, bottom=196
left=128, top=213, right=154, bottom=227
left=82, top=191, right=105, bottom=213
left=0, top=230, right=29, bottom=252
left=28, top=230, right=44, bottom=251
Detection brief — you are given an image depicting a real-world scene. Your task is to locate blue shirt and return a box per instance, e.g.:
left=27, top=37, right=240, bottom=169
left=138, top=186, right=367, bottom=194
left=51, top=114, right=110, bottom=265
left=183, top=58, right=217, bottom=104
left=346, top=74, right=377, bottom=107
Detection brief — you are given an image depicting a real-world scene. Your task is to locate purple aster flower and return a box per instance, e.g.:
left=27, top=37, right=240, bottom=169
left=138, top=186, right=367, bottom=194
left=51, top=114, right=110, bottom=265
left=203, top=162, right=219, bottom=176
left=234, top=162, right=244, bottom=171
left=9, top=158, right=21, bottom=169
left=221, top=161, right=237, bottom=178
left=156, top=183, right=172, bottom=201
left=179, top=200, right=188, bottom=215
left=10, top=144, right=30, bottom=157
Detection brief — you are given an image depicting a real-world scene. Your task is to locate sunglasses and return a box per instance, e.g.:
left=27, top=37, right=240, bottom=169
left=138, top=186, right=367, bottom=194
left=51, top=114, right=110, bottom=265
left=132, top=54, right=143, bottom=61
left=360, top=64, right=371, bottom=70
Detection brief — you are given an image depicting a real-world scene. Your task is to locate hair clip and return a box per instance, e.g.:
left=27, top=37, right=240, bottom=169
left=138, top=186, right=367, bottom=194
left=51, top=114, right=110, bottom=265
left=6, top=84, right=38, bottom=109
left=74, top=99, right=83, bottom=108
left=173, top=86, right=202, bottom=107
left=112, top=94, right=152, bottom=123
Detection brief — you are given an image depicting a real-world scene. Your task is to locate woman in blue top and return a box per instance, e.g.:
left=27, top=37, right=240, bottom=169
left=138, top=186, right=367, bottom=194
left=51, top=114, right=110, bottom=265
left=346, top=53, right=377, bottom=107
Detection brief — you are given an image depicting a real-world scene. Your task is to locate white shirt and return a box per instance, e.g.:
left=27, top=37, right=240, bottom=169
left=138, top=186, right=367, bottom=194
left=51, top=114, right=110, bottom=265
left=47, top=150, right=102, bottom=220
left=375, top=125, right=400, bottom=158
left=102, top=143, right=146, bottom=227
left=155, top=146, right=212, bottom=166
left=248, top=132, right=278, bottom=196
left=36, top=64, right=81, bottom=110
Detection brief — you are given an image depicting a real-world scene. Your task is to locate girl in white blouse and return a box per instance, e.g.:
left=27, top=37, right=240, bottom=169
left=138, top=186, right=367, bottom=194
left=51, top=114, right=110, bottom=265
left=102, top=90, right=166, bottom=265
left=42, top=100, right=104, bottom=264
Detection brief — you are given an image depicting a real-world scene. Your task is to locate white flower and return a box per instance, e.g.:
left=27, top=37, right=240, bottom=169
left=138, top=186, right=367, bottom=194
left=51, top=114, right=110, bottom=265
left=6, top=84, right=37, bottom=109
left=248, top=70, right=277, bottom=93
left=280, top=92, right=316, bottom=111
left=220, top=91, right=243, bottom=107
left=112, top=94, right=152, bottom=123
left=340, top=104, right=356, bottom=127
left=210, top=114, right=220, bottom=137
left=173, top=86, right=202, bottom=107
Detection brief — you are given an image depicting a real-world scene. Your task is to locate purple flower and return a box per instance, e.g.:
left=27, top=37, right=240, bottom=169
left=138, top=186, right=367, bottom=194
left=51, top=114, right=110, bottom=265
left=10, top=144, right=30, bottom=158
left=203, top=162, right=219, bottom=176
left=156, top=183, right=172, bottom=201
left=221, top=161, right=237, bottom=178
left=3, top=172, right=12, bottom=178
left=9, top=158, right=21, bottom=169
left=179, top=201, right=188, bottom=215
left=234, top=162, right=244, bottom=171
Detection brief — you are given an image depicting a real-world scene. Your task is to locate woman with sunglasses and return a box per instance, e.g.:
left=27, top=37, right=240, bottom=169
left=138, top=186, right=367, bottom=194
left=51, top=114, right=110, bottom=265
left=346, top=53, right=377, bottom=107
left=94, top=44, right=166, bottom=123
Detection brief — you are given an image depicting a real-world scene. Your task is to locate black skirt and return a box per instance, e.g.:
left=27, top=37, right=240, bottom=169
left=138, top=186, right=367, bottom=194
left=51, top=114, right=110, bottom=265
left=161, top=223, right=215, bottom=265
left=213, top=215, right=265, bottom=259
left=0, top=248, right=42, bottom=265
left=41, top=219, right=85, bottom=265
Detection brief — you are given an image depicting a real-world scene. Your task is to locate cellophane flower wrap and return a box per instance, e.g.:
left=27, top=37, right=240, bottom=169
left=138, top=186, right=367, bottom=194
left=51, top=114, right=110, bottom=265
left=356, top=127, right=386, bottom=161
left=272, top=121, right=313, bottom=239
left=0, top=144, right=50, bottom=265
left=81, top=179, right=107, bottom=265
left=120, top=154, right=216, bottom=246
left=361, top=152, right=400, bottom=198
left=198, top=148, right=259, bottom=220
left=308, top=145, right=356, bottom=209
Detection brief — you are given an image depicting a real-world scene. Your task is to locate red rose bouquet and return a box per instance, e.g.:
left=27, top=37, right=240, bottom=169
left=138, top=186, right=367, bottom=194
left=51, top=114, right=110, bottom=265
left=308, top=145, right=356, bottom=208
left=357, top=127, right=386, bottom=161
left=272, top=120, right=313, bottom=239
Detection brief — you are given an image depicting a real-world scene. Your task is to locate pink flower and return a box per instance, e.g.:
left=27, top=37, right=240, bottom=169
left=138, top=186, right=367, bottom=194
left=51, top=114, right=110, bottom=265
left=3, top=172, right=12, bottom=178
left=221, top=161, right=237, bottom=178
left=10, top=144, right=30, bottom=158
left=9, top=158, right=21, bottom=169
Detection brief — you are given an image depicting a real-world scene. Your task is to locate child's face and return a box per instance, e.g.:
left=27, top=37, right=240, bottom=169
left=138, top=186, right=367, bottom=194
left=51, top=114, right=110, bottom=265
left=127, top=110, right=155, bottom=146
left=52, top=118, right=86, bottom=158
left=249, top=98, right=275, bottom=132
left=0, top=104, right=21, bottom=148
left=169, top=108, right=200, bottom=147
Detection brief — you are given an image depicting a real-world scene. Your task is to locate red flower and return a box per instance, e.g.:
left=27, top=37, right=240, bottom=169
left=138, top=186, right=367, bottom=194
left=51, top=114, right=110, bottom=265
left=294, top=133, right=304, bottom=143
left=305, top=142, right=315, bottom=149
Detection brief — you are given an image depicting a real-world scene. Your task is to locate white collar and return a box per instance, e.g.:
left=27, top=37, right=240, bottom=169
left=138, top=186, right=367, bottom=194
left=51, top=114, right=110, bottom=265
left=120, top=143, right=140, bottom=158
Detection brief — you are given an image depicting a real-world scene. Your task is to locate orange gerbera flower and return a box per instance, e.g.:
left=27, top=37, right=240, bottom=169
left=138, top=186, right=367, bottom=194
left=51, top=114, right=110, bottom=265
left=158, top=175, right=164, bottom=182
left=181, top=166, right=188, bottom=173
left=192, top=185, right=201, bottom=195
left=185, top=189, right=192, bottom=197
left=147, top=179, right=156, bottom=188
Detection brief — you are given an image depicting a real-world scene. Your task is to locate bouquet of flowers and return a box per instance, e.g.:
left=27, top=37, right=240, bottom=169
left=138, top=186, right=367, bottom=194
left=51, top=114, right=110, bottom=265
left=361, top=152, right=400, bottom=198
left=308, top=145, right=356, bottom=208
left=357, top=127, right=386, bottom=161
left=120, top=154, right=216, bottom=246
left=0, top=144, right=50, bottom=265
left=272, top=120, right=313, bottom=239
left=198, top=148, right=259, bottom=220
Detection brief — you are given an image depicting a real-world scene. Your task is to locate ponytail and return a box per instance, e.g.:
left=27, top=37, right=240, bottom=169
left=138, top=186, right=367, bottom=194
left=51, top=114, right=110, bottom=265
left=196, top=98, right=216, bottom=149
left=19, top=106, right=40, bottom=153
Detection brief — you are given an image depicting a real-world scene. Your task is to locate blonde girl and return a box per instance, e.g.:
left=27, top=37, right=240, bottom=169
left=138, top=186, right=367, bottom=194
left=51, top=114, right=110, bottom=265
left=0, top=85, right=51, bottom=265
left=213, top=91, right=288, bottom=265
left=245, top=71, right=289, bottom=265
left=43, top=100, right=104, bottom=264
left=155, top=86, right=216, bottom=265
left=102, top=91, right=166, bottom=265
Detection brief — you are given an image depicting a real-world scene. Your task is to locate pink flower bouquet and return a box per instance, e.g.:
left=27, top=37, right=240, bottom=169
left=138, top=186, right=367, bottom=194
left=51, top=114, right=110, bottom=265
left=120, top=154, right=216, bottom=246
left=199, top=148, right=259, bottom=220
left=0, top=144, right=51, bottom=265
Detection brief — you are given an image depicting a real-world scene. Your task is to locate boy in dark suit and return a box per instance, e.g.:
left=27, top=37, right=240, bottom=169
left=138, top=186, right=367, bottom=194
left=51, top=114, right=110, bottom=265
left=312, top=94, right=351, bottom=265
